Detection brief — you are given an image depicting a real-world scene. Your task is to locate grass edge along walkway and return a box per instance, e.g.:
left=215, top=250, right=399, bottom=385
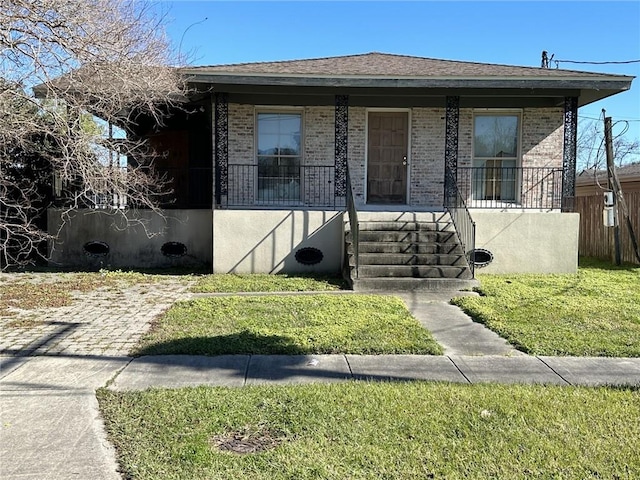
left=451, top=258, right=640, bottom=357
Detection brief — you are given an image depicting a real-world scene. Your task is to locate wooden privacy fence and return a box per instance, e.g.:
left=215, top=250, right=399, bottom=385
left=575, top=192, right=640, bottom=265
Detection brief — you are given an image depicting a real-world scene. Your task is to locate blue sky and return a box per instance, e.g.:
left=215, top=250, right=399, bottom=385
left=157, top=1, right=640, bottom=142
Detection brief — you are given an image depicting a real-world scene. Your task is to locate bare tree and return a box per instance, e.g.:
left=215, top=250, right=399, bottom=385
left=578, top=118, right=640, bottom=172
left=1, top=0, right=187, bottom=269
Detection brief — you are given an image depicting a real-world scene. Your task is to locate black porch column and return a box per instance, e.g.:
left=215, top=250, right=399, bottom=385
left=214, top=92, right=229, bottom=207
left=444, top=96, right=460, bottom=205
left=562, top=96, right=578, bottom=212
left=334, top=94, right=349, bottom=197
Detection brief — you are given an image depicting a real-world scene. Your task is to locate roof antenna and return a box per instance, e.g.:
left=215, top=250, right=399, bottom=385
left=541, top=51, right=555, bottom=69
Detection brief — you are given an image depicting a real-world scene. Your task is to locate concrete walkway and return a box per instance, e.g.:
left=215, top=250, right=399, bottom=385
left=1, top=281, right=639, bottom=480
left=398, top=291, right=525, bottom=356
left=1, top=356, right=128, bottom=480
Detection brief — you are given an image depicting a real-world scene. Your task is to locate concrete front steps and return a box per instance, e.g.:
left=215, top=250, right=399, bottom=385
left=345, top=211, right=477, bottom=292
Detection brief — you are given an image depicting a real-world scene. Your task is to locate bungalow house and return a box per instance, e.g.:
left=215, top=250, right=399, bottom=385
left=48, top=53, right=633, bottom=289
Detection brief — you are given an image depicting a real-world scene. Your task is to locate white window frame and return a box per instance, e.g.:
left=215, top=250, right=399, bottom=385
left=254, top=107, right=304, bottom=205
left=471, top=110, right=522, bottom=203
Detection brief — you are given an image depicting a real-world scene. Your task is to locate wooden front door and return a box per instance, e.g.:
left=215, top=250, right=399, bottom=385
left=367, top=112, right=408, bottom=204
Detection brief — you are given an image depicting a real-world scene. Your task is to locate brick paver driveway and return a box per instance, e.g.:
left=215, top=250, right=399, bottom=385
left=0, top=273, right=193, bottom=357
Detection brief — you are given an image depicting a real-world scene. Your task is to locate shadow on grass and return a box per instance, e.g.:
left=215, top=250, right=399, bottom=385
left=135, top=330, right=310, bottom=357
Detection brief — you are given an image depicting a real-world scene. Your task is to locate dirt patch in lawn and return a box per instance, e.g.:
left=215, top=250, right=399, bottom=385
left=210, top=424, right=285, bottom=454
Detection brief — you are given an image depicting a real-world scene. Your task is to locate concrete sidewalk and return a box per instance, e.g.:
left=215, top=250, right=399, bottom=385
left=1, top=356, right=128, bottom=480
left=0, top=275, right=193, bottom=480
left=2, top=355, right=638, bottom=480
left=107, top=353, right=640, bottom=391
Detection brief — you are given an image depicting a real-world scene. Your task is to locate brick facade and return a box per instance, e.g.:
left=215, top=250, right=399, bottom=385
left=227, top=104, right=339, bottom=166
left=347, top=107, right=367, bottom=205
left=410, top=108, right=446, bottom=206
left=521, top=107, right=564, bottom=168
left=303, top=106, right=334, bottom=165
left=458, top=107, right=564, bottom=207
left=458, top=107, right=564, bottom=168
left=226, top=103, right=255, bottom=204
left=225, top=103, right=565, bottom=208
left=228, top=103, right=254, bottom=164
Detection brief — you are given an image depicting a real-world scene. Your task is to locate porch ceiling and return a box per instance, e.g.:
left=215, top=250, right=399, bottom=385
left=190, top=83, right=626, bottom=109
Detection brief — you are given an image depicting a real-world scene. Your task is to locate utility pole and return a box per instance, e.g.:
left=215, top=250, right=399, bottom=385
left=604, top=115, right=621, bottom=265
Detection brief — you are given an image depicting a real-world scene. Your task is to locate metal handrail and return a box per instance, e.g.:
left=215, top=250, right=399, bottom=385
left=346, top=163, right=359, bottom=279
left=445, top=168, right=476, bottom=277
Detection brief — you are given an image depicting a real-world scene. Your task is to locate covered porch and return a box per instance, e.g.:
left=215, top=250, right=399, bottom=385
left=213, top=94, right=579, bottom=213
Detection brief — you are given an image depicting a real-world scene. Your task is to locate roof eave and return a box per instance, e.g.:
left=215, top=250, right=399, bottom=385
left=182, top=73, right=632, bottom=106
left=576, top=174, right=640, bottom=186
left=182, top=72, right=633, bottom=88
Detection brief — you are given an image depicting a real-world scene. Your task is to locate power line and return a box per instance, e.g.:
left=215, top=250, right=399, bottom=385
left=540, top=51, right=640, bottom=69
left=555, top=59, right=640, bottom=65
left=580, top=115, right=640, bottom=122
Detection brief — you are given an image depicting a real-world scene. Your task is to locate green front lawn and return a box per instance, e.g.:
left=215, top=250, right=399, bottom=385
left=135, top=294, right=442, bottom=355
left=452, top=258, right=640, bottom=356
left=191, top=273, right=346, bottom=293
left=98, top=383, right=640, bottom=480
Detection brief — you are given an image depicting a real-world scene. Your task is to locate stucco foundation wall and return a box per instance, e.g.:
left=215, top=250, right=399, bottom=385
left=48, top=209, right=212, bottom=270
left=213, top=210, right=344, bottom=273
left=472, top=211, right=579, bottom=274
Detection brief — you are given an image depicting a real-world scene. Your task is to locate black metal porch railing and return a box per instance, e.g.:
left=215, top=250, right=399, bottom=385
left=226, top=164, right=345, bottom=209
left=445, top=168, right=476, bottom=277
left=457, top=166, right=563, bottom=209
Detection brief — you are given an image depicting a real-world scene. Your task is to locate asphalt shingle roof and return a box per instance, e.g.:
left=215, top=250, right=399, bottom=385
left=186, top=52, right=629, bottom=79
left=578, top=163, right=640, bottom=182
